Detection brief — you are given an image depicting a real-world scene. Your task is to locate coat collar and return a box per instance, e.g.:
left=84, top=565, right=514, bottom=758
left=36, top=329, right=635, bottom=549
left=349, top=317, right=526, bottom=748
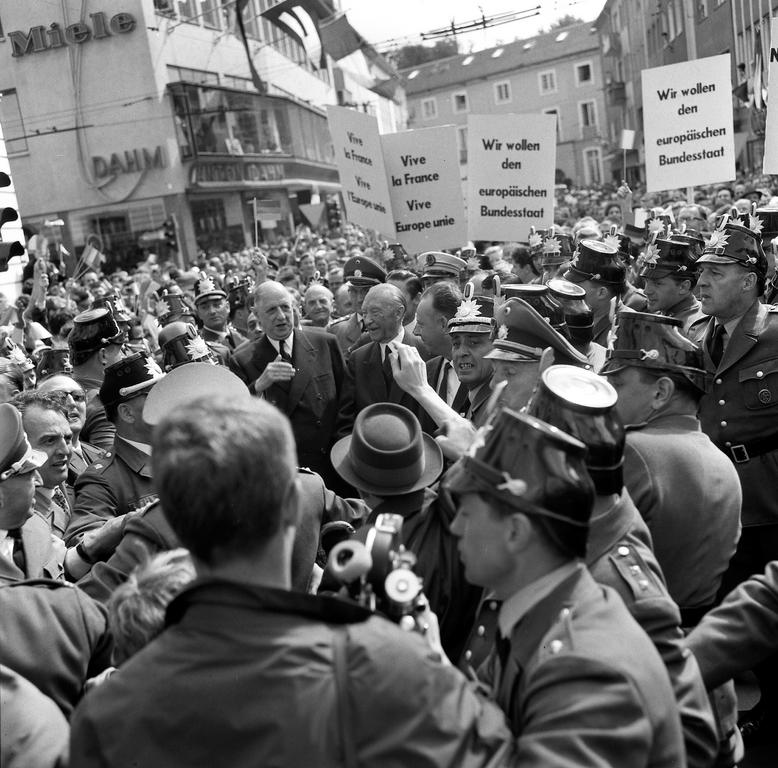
left=114, top=437, right=153, bottom=478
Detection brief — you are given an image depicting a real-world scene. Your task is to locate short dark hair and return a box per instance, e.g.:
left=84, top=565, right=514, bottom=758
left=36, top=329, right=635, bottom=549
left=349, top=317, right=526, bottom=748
left=48, top=308, right=76, bottom=337
left=635, top=367, right=702, bottom=405
left=12, top=390, right=69, bottom=420
left=507, top=244, right=538, bottom=274
left=386, top=270, right=423, bottom=301
left=421, top=281, right=463, bottom=321
left=152, top=398, right=298, bottom=564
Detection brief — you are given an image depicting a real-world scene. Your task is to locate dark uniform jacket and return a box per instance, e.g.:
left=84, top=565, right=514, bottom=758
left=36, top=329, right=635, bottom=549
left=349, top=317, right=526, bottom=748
left=230, top=329, right=344, bottom=481
left=0, top=514, right=64, bottom=584
left=691, top=301, right=778, bottom=526
left=65, top=438, right=157, bottom=548
left=74, top=373, right=115, bottom=451
left=687, top=559, right=778, bottom=690
left=661, top=295, right=706, bottom=335
left=79, top=470, right=367, bottom=603
left=420, top=356, right=470, bottom=434
left=485, top=564, right=685, bottom=767
left=70, top=579, right=515, bottom=768
left=328, top=311, right=363, bottom=356
left=0, top=579, right=112, bottom=716
left=624, top=413, right=742, bottom=612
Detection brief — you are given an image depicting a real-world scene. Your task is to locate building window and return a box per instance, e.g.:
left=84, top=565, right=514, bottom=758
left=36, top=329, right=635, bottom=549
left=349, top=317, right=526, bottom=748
left=543, top=107, right=562, bottom=142
left=421, top=97, right=437, bottom=120
left=167, top=65, right=220, bottom=85
left=457, top=125, right=468, bottom=164
left=452, top=91, right=469, bottom=113
left=0, top=90, right=28, bottom=154
left=494, top=81, right=511, bottom=104
left=583, top=147, right=603, bottom=185
left=539, top=70, right=557, bottom=95
left=177, top=0, right=197, bottom=21
left=200, top=0, right=221, bottom=28
left=698, top=0, right=708, bottom=17
left=579, top=100, right=598, bottom=129
left=575, top=62, right=593, bottom=86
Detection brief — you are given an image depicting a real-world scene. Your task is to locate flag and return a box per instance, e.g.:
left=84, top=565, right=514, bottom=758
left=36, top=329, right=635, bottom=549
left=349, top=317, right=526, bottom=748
left=753, top=27, right=766, bottom=110
left=260, top=0, right=327, bottom=69
left=81, top=244, right=105, bottom=269
left=235, top=0, right=267, bottom=95
left=318, top=12, right=364, bottom=61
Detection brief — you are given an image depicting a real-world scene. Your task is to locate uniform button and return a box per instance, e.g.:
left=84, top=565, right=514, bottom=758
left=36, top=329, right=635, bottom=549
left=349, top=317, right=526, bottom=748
left=489, top=600, right=498, bottom=610
left=639, top=579, right=650, bottom=590
left=630, top=565, right=641, bottom=574
left=720, top=421, right=727, bottom=427
left=464, top=650, right=472, bottom=661
left=718, top=399, right=726, bottom=406
left=560, top=607, right=571, bottom=619
left=725, top=441, right=732, bottom=447
left=550, top=640, right=563, bottom=654
left=477, top=625, right=485, bottom=637
left=617, top=546, right=630, bottom=556
left=757, top=371, right=764, bottom=378
left=715, top=378, right=722, bottom=385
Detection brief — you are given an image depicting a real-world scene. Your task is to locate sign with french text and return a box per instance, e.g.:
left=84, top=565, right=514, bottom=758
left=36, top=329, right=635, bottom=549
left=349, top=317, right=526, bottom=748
left=326, top=106, right=394, bottom=236
left=466, top=113, right=556, bottom=241
left=642, top=54, right=735, bottom=192
left=762, top=19, right=778, bottom=173
left=380, top=126, right=466, bottom=253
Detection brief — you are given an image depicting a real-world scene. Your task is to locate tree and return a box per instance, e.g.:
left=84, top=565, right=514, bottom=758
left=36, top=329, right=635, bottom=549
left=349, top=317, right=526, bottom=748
left=393, top=39, right=459, bottom=70
left=541, top=15, right=584, bottom=32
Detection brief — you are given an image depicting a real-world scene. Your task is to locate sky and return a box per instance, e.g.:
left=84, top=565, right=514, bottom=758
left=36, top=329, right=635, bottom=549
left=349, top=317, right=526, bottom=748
left=342, top=0, right=607, bottom=55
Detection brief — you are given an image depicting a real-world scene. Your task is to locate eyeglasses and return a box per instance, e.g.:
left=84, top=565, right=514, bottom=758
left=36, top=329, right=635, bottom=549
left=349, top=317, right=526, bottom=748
left=51, top=389, right=87, bottom=404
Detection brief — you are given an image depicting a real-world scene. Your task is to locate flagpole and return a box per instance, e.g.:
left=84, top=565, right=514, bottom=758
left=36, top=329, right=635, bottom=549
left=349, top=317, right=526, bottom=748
left=253, top=197, right=258, bottom=248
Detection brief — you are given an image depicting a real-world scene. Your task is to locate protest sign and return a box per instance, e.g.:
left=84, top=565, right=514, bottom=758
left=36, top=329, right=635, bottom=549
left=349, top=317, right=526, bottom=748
left=380, top=126, right=467, bottom=253
left=466, top=113, right=556, bottom=241
left=762, top=18, right=778, bottom=173
left=326, top=106, right=394, bottom=236
left=642, top=54, right=735, bottom=192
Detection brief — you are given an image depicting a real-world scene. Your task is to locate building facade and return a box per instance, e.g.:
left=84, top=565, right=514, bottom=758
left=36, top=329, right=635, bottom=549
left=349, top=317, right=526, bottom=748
left=401, top=22, right=612, bottom=189
left=0, top=0, right=404, bottom=270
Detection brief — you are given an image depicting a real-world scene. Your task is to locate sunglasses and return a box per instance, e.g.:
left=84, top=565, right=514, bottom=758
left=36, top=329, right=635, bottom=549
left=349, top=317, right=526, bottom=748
left=51, top=389, right=87, bottom=403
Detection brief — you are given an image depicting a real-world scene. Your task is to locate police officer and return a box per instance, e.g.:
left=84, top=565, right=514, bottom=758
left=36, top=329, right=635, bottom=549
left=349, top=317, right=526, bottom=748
left=193, top=274, right=246, bottom=362
left=419, top=251, right=467, bottom=289
left=691, top=214, right=778, bottom=738
left=443, top=408, right=685, bottom=764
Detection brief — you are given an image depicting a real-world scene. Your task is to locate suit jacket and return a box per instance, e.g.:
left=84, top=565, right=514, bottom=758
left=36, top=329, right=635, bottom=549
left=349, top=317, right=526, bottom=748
left=335, top=338, right=421, bottom=438
left=65, top=438, right=157, bottom=548
left=0, top=579, right=111, bottom=716
left=624, top=413, right=742, bottom=609
left=229, top=329, right=345, bottom=479
left=486, top=564, right=684, bottom=767
left=418, top=356, right=469, bottom=434
left=70, top=580, right=514, bottom=768
left=691, top=301, right=778, bottom=526
left=0, top=515, right=65, bottom=585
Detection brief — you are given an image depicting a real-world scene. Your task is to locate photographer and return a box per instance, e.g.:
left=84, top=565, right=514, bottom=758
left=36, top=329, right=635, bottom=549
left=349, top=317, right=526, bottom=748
left=70, top=396, right=516, bottom=767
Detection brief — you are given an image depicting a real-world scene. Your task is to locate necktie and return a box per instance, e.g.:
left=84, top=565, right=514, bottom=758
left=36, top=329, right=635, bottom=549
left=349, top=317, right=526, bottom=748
left=496, top=630, right=511, bottom=674
left=437, top=361, right=451, bottom=404
left=708, top=324, right=726, bottom=368
left=279, top=340, right=292, bottom=363
left=8, top=528, right=25, bottom=572
left=382, top=345, right=393, bottom=386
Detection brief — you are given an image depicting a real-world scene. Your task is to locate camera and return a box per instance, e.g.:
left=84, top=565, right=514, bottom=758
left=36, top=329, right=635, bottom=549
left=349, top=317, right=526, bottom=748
left=321, top=513, right=426, bottom=627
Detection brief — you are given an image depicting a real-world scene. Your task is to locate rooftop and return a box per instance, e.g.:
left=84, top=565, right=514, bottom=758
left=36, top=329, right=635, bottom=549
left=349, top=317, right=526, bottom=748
left=399, top=22, right=600, bottom=95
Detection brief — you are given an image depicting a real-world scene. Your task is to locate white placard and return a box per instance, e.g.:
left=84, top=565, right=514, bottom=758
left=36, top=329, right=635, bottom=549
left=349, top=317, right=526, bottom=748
left=642, top=54, right=735, bottom=192
left=326, top=106, right=395, bottom=236
left=466, top=113, right=556, bottom=241
left=763, top=19, right=778, bottom=173
left=380, top=126, right=467, bottom=254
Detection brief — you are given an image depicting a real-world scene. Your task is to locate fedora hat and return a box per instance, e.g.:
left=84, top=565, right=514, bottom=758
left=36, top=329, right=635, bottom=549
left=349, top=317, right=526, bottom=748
left=330, top=403, right=443, bottom=496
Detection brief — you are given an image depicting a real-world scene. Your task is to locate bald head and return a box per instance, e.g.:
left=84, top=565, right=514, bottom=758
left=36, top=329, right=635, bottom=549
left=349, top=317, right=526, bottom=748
left=362, top=283, right=406, bottom=343
left=253, top=281, right=294, bottom=341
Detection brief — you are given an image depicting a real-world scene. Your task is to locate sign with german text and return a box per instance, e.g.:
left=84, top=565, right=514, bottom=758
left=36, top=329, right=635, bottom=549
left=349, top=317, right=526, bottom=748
left=762, top=19, right=778, bottom=173
left=642, top=54, right=735, bottom=192
left=466, top=113, right=556, bottom=241
left=380, top=126, right=466, bottom=254
left=326, top=106, right=395, bottom=236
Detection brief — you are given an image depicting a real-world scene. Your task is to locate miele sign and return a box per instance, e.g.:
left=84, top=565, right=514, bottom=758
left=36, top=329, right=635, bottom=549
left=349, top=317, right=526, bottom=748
left=9, top=12, right=136, bottom=58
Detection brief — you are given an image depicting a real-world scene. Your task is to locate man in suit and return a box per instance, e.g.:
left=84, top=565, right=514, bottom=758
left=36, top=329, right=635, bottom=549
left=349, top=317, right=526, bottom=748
left=691, top=215, right=778, bottom=738
left=328, top=255, right=386, bottom=357
left=69, top=396, right=516, bottom=767
left=0, top=403, right=64, bottom=584
left=335, top=283, right=421, bottom=437
left=230, top=281, right=345, bottom=486
left=443, top=408, right=685, bottom=765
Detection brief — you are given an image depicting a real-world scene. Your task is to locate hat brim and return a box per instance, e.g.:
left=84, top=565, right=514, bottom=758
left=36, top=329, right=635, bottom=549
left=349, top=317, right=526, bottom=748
left=448, top=322, right=493, bottom=334
left=143, top=363, right=250, bottom=425
left=485, top=347, right=540, bottom=362
left=696, top=253, right=741, bottom=266
left=330, top=432, right=443, bottom=496
left=194, top=291, right=227, bottom=303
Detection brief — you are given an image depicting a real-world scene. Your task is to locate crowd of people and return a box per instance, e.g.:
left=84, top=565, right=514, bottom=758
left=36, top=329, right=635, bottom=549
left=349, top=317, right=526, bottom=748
left=2, top=176, right=778, bottom=767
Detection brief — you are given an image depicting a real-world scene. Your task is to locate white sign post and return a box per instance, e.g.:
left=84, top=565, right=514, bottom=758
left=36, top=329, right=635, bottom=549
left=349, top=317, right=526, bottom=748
left=642, top=54, right=735, bottom=193
left=763, top=19, right=778, bottom=173
left=326, top=106, right=395, bottom=237
left=466, top=113, right=556, bottom=242
left=380, top=126, right=466, bottom=253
